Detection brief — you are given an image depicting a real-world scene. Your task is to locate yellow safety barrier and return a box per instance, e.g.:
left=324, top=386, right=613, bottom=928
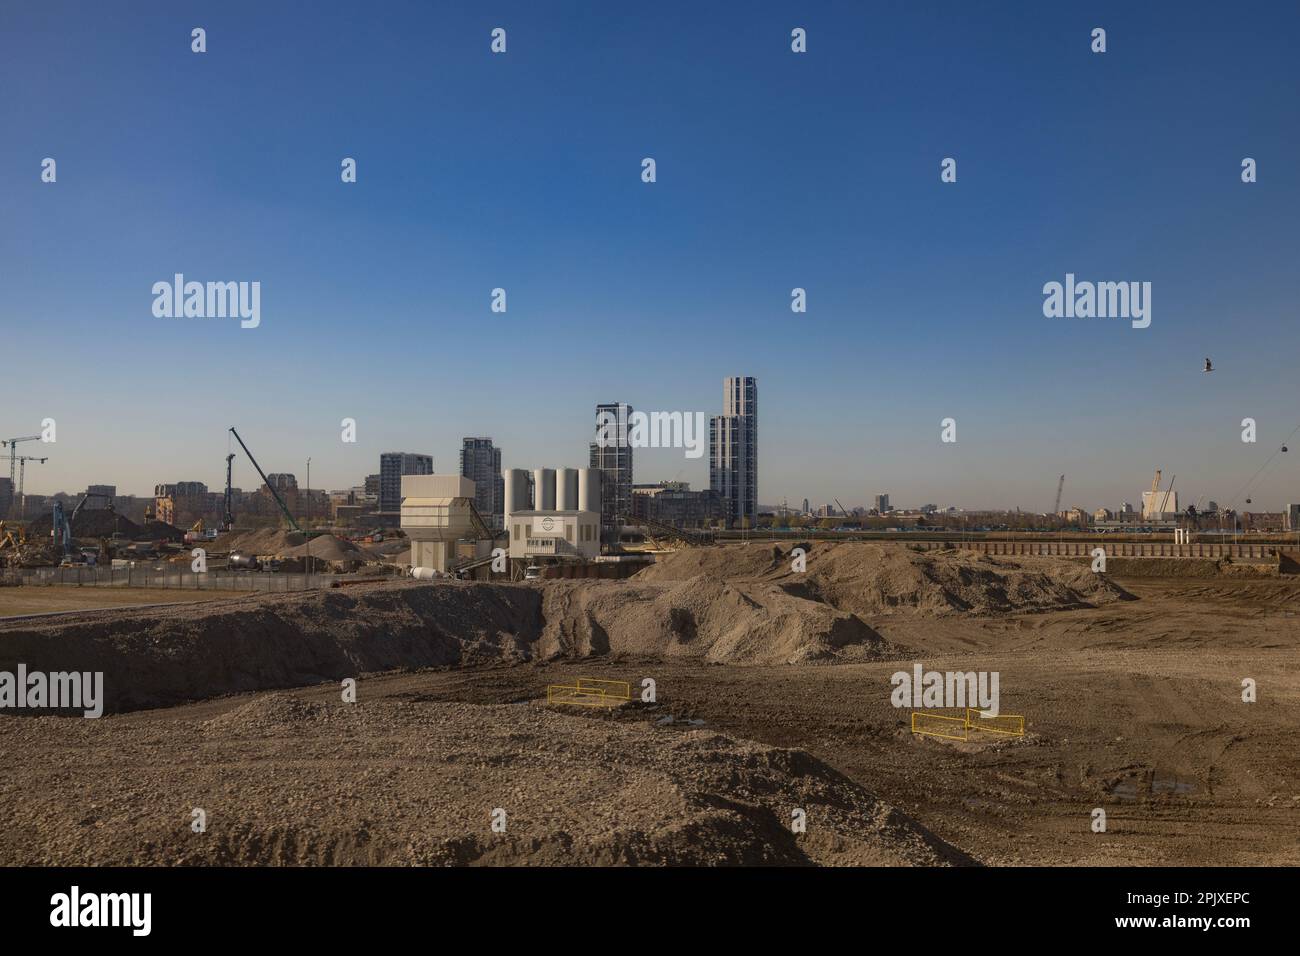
left=911, top=711, right=969, bottom=741
left=910, top=708, right=1025, bottom=740
left=546, top=678, right=632, bottom=708
left=965, top=708, right=1025, bottom=736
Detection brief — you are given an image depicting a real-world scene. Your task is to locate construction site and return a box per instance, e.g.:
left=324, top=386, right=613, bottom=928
left=2, top=448, right=1297, bottom=866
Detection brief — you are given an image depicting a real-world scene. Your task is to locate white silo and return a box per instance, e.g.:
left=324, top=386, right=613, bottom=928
left=578, top=467, right=602, bottom=514
left=534, top=468, right=556, bottom=511
left=504, top=468, right=528, bottom=524
left=557, top=468, right=578, bottom=510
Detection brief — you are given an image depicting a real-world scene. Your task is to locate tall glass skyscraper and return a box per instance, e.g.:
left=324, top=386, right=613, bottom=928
left=589, top=402, right=633, bottom=527
left=710, top=376, right=757, bottom=528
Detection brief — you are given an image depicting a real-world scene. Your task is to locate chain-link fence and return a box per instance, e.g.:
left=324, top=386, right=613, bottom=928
left=1, top=567, right=336, bottom=592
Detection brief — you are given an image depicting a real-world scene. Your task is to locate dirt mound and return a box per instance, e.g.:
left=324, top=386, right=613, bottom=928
left=135, top=520, right=184, bottom=542
left=25, top=509, right=142, bottom=540
left=217, top=528, right=306, bottom=555
left=639, top=543, right=1128, bottom=617
left=202, top=694, right=330, bottom=735
left=0, top=696, right=977, bottom=866
left=281, top=534, right=371, bottom=563
left=0, top=582, right=540, bottom=712
left=538, top=576, right=897, bottom=664
left=0, top=571, right=904, bottom=711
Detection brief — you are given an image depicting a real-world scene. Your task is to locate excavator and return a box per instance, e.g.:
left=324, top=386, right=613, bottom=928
left=53, top=493, right=117, bottom=565
left=0, top=520, right=25, bottom=553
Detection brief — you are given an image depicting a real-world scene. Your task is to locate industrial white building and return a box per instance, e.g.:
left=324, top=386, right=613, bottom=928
left=400, top=474, right=492, bottom=572
left=504, top=466, right=602, bottom=562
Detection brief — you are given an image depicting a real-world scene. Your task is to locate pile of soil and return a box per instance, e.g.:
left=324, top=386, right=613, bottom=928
left=538, top=576, right=898, bottom=664
left=0, top=694, right=977, bottom=866
left=136, top=520, right=184, bottom=543
left=0, top=582, right=539, bottom=712
left=638, top=543, right=1128, bottom=617
left=281, top=534, right=373, bottom=563
left=25, top=509, right=142, bottom=541
left=217, top=528, right=306, bottom=554
left=0, top=572, right=900, bottom=712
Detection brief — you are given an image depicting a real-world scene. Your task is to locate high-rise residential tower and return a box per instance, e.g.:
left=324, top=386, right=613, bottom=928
left=589, top=402, right=634, bottom=527
left=379, top=452, right=433, bottom=512
left=710, top=376, right=757, bottom=528
left=459, top=437, right=504, bottom=529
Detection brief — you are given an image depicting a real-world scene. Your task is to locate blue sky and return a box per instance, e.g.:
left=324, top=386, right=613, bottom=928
left=2, top=1, right=1298, bottom=512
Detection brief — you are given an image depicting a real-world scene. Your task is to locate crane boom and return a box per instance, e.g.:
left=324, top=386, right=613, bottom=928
left=228, top=427, right=301, bottom=532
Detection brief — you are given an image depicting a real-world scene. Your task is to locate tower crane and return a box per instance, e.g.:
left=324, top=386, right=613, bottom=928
left=2, top=435, right=42, bottom=493
left=14, top=455, right=48, bottom=517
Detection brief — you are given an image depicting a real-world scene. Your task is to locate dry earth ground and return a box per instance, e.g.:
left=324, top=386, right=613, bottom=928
left=0, top=562, right=1296, bottom=866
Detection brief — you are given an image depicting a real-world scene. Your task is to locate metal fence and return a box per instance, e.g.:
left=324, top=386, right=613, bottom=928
left=911, top=540, right=1278, bottom=560
left=1, top=567, right=336, bottom=592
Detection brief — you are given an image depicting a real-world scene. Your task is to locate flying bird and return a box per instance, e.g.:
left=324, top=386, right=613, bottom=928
left=1203, top=358, right=1214, bottom=372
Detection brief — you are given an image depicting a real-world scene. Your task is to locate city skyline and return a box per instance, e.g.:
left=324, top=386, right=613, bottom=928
left=3, top=1, right=1298, bottom=512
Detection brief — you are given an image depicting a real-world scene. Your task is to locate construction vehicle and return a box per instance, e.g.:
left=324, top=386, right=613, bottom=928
left=229, top=427, right=301, bottom=532
left=183, top=518, right=214, bottom=545
left=0, top=520, right=25, bottom=552
left=51, top=500, right=80, bottom=564
left=221, top=453, right=236, bottom=531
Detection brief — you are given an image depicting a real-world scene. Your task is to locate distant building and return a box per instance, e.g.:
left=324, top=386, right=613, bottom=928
left=632, top=482, right=725, bottom=528
left=153, top=481, right=209, bottom=526
left=364, top=474, right=380, bottom=497
left=1286, top=504, right=1300, bottom=531
left=590, top=403, right=634, bottom=527
left=380, top=453, right=432, bottom=513
left=874, top=493, right=891, bottom=513
left=459, top=437, right=504, bottom=529
left=710, top=376, right=758, bottom=528
left=0, top=477, right=12, bottom=518
left=801, top=498, right=810, bottom=514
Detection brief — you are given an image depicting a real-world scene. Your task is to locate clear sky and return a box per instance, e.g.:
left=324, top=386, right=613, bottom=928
left=2, top=1, right=1298, bottom=513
